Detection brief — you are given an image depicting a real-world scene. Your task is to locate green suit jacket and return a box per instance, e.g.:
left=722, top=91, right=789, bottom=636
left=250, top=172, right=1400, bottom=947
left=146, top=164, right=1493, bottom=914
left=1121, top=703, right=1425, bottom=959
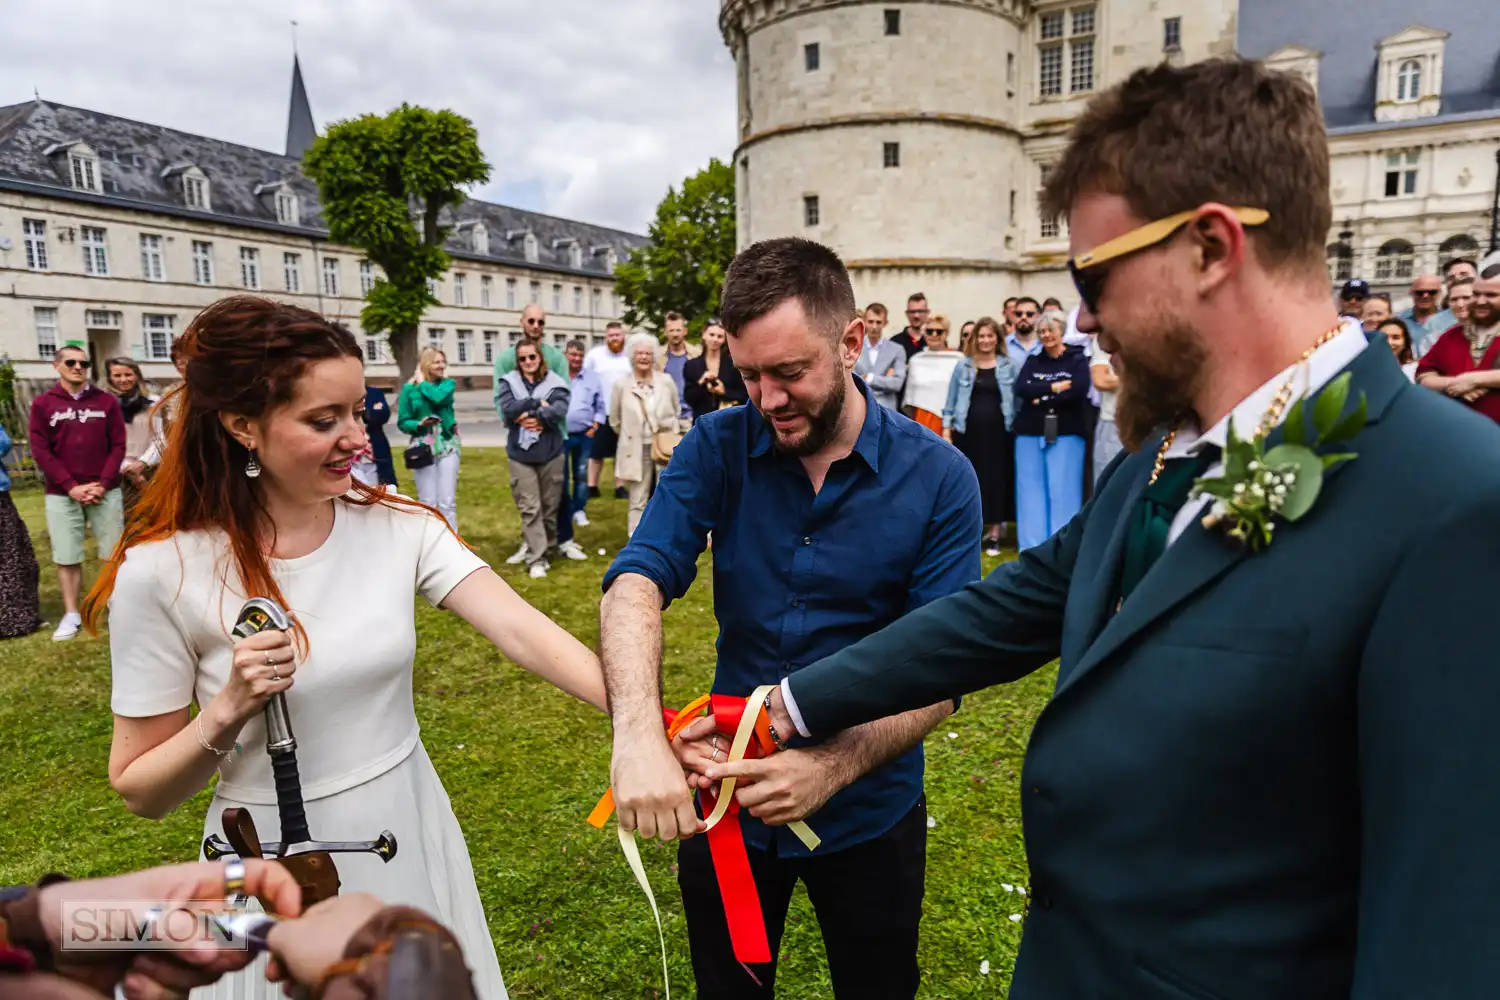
left=789, top=341, right=1500, bottom=999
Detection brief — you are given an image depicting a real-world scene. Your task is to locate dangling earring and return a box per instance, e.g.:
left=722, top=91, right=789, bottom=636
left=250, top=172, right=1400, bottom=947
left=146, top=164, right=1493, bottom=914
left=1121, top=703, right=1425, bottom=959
left=245, top=452, right=262, bottom=479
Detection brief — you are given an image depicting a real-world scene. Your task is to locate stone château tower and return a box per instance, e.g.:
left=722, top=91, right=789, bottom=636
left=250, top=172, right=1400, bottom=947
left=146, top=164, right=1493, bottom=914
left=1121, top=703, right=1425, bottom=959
left=719, top=0, right=1239, bottom=325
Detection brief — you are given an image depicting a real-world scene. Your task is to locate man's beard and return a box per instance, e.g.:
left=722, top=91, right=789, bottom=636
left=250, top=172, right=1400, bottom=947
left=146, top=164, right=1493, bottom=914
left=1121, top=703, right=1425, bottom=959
left=1112, top=319, right=1208, bottom=453
left=1014, top=321, right=1034, bottom=338
left=1468, top=305, right=1498, bottom=332
left=768, top=372, right=847, bottom=457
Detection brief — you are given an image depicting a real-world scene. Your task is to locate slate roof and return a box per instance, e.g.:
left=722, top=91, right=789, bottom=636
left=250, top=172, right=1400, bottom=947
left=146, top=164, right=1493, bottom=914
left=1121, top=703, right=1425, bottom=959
left=1238, top=0, right=1500, bottom=129
left=0, top=99, right=644, bottom=279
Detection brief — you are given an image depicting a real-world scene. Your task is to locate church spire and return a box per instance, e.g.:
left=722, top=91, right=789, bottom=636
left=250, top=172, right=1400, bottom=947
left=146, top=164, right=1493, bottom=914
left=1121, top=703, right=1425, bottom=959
left=285, top=53, right=317, bottom=160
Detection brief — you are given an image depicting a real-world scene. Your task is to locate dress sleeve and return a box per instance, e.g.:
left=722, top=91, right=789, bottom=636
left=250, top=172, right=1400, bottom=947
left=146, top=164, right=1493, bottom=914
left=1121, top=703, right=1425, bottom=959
left=109, top=544, right=198, bottom=718
left=413, top=509, right=488, bottom=607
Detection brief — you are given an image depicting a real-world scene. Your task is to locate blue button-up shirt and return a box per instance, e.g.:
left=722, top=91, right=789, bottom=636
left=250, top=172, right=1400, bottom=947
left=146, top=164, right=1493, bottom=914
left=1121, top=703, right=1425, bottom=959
left=603, top=378, right=982, bottom=856
left=566, top=369, right=605, bottom=435
left=1005, top=332, right=1042, bottom=373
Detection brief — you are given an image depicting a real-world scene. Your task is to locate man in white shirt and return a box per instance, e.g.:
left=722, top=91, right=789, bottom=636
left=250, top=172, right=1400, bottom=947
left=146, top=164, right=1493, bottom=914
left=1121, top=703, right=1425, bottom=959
left=717, top=57, right=1500, bottom=1000
left=583, top=321, right=633, bottom=498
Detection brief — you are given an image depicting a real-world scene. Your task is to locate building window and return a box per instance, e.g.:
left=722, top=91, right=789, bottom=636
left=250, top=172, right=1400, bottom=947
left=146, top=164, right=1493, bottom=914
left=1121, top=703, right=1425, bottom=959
left=1384, top=150, right=1419, bottom=197
left=472, top=223, right=489, bottom=255
left=455, top=329, right=473, bottom=364
left=481, top=275, right=493, bottom=308
left=363, top=336, right=382, bottom=364
left=192, top=241, right=214, bottom=285
left=1038, top=164, right=1060, bottom=239
left=530, top=280, right=541, bottom=305
left=569, top=243, right=584, bottom=269
left=523, top=233, right=539, bottom=263
left=506, top=277, right=517, bottom=309
left=1039, top=5, right=1095, bottom=97
left=80, top=226, right=109, bottom=276
left=1007, top=52, right=1016, bottom=86
left=240, top=247, right=261, bottom=289
left=804, top=194, right=821, bottom=227
left=183, top=174, right=209, bottom=209
left=1397, top=59, right=1421, bottom=102
left=592, top=287, right=602, bottom=316
left=804, top=43, right=820, bottom=72
left=883, top=142, right=900, bottom=168
left=1375, top=240, right=1416, bottom=282
left=483, top=330, right=499, bottom=364
left=1163, top=16, right=1181, bottom=52
left=34, top=306, right=59, bottom=357
left=322, top=258, right=341, bottom=297
left=85, top=309, right=121, bottom=329
left=573, top=286, right=583, bottom=314
left=1327, top=244, right=1354, bottom=283
left=143, top=314, right=175, bottom=361
left=885, top=9, right=900, bottom=35
left=360, top=260, right=375, bottom=296
left=552, top=284, right=562, bottom=312
left=426, top=276, right=439, bottom=298
left=284, top=252, right=303, bottom=293
left=453, top=272, right=467, bottom=306
left=70, top=152, right=100, bottom=192
left=22, top=219, right=48, bottom=271
left=611, top=291, right=619, bottom=316
left=426, top=329, right=445, bottom=353
left=1009, top=190, right=1017, bottom=225
left=275, top=189, right=299, bottom=226
left=139, top=234, right=166, bottom=282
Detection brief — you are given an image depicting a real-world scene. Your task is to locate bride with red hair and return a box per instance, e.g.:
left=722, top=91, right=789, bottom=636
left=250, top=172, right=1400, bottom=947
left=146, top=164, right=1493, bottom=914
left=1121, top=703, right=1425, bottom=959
left=85, top=296, right=605, bottom=999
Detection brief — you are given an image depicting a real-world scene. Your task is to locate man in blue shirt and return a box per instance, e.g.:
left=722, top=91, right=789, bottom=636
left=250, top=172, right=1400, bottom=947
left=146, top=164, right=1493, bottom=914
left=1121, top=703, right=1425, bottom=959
left=600, top=237, right=981, bottom=998
left=559, top=339, right=603, bottom=540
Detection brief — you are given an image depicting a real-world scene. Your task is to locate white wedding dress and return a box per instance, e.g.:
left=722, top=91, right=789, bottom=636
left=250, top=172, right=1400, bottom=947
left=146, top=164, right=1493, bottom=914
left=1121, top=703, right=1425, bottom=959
left=108, top=500, right=508, bottom=999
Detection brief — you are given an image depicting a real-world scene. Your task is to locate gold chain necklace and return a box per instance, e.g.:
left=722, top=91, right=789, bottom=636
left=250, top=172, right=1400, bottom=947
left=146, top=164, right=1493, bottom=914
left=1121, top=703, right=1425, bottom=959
left=1148, top=322, right=1347, bottom=485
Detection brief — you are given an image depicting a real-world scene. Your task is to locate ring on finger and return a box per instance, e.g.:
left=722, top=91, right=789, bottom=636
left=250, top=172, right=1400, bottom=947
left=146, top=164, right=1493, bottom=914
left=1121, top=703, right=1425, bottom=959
left=223, top=858, right=246, bottom=898
left=272, top=664, right=281, bottom=681
left=264, top=651, right=274, bottom=666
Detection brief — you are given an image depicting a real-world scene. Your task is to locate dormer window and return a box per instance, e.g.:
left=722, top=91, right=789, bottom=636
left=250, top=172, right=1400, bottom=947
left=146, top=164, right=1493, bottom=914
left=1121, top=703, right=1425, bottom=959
left=569, top=243, right=583, bottom=269
left=1376, top=25, right=1447, bottom=122
left=71, top=151, right=99, bottom=192
left=524, top=233, right=539, bottom=263
left=1263, top=44, right=1322, bottom=96
left=276, top=189, right=299, bottom=226
left=605, top=248, right=618, bottom=274
left=183, top=172, right=209, bottom=210
left=472, top=223, right=489, bottom=255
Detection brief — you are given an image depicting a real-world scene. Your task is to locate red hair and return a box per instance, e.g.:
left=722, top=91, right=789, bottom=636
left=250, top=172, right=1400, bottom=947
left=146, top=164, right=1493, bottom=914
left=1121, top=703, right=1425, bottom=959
left=83, top=296, right=454, bottom=646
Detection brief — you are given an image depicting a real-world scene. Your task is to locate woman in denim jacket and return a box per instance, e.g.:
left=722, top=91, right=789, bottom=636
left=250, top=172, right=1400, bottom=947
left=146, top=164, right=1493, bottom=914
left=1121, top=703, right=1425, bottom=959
left=942, top=316, right=1017, bottom=556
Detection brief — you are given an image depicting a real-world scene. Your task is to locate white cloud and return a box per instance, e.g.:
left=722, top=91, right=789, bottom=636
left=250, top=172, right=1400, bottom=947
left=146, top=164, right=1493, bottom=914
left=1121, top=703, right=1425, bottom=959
left=0, top=0, right=737, bottom=233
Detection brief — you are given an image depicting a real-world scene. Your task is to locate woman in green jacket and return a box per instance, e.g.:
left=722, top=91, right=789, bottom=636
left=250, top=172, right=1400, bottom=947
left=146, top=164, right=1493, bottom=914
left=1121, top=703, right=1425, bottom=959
left=398, top=348, right=461, bottom=530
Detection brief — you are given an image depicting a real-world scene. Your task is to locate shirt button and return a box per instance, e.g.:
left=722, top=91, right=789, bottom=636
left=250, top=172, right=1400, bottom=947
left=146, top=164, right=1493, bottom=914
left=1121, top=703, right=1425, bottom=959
left=802, top=536, right=812, bottom=546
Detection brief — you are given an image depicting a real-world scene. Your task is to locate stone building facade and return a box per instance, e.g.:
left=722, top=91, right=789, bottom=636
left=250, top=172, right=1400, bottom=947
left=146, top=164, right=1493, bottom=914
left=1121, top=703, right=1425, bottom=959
left=0, top=59, right=644, bottom=391
left=721, top=0, right=1500, bottom=323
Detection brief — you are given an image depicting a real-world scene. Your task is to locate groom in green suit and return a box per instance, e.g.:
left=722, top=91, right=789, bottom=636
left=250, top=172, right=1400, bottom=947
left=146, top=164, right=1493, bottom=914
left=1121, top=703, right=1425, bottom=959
left=705, top=58, right=1500, bottom=999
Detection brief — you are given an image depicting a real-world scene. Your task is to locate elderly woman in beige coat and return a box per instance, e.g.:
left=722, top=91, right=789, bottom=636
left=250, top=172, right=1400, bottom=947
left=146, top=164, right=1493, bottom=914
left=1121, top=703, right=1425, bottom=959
left=610, top=333, right=682, bottom=536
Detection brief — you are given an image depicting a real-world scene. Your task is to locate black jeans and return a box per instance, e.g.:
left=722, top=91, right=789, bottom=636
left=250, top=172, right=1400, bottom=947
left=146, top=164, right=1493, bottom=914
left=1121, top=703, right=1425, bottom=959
left=676, top=796, right=927, bottom=999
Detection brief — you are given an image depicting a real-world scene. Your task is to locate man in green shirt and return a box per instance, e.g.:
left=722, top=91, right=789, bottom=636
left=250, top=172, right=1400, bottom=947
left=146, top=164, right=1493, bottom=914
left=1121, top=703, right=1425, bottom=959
left=493, top=304, right=567, bottom=402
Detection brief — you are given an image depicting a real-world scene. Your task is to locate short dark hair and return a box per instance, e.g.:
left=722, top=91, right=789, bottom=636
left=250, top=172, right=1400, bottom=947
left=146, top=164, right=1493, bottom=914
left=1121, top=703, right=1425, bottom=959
left=1016, top=296, right=1041, bottom=311
left=565, top=338, right=587, bottom=352
left=605, top=321, right=625, bottom=332
left=1444, top=257, right=1477, bottom=277
left=54, top=344, right=85, bottom=361
left=1042, top=57, right=1330, bottom=279
left=664, top=311, right=686, bottom=324
left=1003, top=297, right=1019, bottom=308
left=907, top=292, right=927, bottom=306
left=1371, top=292, right=1392, bottom=306
left=864, top=302, right=888, bottom=319
left=1042, top=297, right=1063, bottom=309
left=720, top=237, right=857, bottom=342
left=1448, top=276, right=1475, bottom=291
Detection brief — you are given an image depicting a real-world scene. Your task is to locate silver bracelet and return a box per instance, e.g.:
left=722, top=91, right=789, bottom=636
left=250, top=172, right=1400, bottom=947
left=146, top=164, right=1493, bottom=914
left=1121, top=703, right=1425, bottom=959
left=763, top=691, right=788, bottom=751
left=196, top=712, right=241, bottom=758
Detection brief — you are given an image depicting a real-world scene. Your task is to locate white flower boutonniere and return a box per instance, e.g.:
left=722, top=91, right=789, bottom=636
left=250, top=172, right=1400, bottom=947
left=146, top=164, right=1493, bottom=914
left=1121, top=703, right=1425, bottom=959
left=1191, top=372, right=1367, bottom=552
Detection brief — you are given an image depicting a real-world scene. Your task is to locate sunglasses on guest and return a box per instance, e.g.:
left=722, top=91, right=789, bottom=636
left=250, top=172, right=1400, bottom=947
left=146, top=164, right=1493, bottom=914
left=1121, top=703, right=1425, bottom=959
left=525, top=318, right=546, bottom=327
left=60, top=358, right=91, bottom=369
left=1067, top=206, right=1271, bottom=314
left=1412, top=289, right=1440, bottom=297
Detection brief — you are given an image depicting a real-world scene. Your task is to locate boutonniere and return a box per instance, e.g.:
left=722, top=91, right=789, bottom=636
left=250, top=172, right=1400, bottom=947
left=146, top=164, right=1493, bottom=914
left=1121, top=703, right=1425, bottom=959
left=1192, top=371, right=1368, bottom=551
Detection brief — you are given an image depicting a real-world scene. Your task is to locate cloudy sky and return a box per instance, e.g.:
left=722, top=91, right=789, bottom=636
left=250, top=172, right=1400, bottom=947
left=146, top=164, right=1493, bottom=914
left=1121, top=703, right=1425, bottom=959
left=0, top=0, right=738, bottom=235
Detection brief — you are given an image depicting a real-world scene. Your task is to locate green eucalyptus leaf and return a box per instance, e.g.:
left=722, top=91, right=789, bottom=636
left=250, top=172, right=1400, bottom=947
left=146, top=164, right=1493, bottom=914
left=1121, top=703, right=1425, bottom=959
left=1312, top=373, right=1352, bottom=442
left=1191, top=478, right=1239, bottom=501
left=1261, top=444, right=1323, bottom=521
left=1320, top=451, right=1359, bottom=470
left=1323, top=393, right=1368, bottom=444
left=1281, top=396, right=1309, bottom=446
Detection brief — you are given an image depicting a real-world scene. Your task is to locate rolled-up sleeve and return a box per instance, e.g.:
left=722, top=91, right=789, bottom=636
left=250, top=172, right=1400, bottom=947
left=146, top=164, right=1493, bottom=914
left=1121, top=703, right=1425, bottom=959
left=601, top=423, right=724, bottom=606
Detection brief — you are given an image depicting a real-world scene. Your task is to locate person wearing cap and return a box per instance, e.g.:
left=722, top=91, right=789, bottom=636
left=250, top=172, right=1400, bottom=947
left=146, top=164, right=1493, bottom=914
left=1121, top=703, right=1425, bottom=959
left=1337, top=279, right=1369, bottom=320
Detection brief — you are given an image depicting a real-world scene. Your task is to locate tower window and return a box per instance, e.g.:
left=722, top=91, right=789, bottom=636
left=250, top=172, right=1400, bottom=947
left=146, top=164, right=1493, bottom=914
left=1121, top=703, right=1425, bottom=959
left=885, top=9, right=901, bottom=35
left=883, top=142, right=901, bottom=169
left=1163, top=17, right=1182, bottom=52
left=804, top=195, right=821, bottom=227
left=805, top=43, right=821, bottom=72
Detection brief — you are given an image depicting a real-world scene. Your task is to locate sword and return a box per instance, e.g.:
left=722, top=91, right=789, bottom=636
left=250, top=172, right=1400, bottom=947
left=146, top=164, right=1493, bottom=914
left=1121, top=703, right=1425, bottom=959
left=202, top=598, right=398, bottom=905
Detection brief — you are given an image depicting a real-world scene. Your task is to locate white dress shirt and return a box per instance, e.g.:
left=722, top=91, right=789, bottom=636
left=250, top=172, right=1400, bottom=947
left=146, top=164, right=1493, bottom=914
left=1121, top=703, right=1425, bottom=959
left=781, top=317, right=1371, bottom=739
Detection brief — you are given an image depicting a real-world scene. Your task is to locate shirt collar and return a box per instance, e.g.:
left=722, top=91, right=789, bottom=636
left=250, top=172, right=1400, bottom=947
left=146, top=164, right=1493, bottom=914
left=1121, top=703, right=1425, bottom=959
left=1165, top=318, right=1368, bottom=460
left=749, top=376, right=883, bottom=473
left=1007, top=333, right=1041, bottom=354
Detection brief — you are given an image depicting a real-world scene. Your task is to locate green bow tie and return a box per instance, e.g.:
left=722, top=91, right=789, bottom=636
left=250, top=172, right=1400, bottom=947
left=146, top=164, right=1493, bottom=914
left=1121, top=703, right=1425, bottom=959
left=1117, top=446, right=1222, bottom=605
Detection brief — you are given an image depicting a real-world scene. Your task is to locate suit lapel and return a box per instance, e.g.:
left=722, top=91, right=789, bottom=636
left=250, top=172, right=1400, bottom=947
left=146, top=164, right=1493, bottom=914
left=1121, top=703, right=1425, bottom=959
left=1057, top=338, right=1406, bottom=700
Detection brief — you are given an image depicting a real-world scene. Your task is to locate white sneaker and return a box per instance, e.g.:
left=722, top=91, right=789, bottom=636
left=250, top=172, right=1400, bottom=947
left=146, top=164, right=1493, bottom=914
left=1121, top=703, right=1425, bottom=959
left=505, top=542, right=531, bottom=565
left=559, top=540, right=589, bottom=561
left=52, top=612, right=82, bottom=642
left=573, top=510, right=590, bottom=527
left=528, top=561, right=549, bottom=579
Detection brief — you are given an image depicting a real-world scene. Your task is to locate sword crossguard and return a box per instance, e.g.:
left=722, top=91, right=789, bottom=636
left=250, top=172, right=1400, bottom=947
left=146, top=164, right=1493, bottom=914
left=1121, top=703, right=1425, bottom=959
left=204, top=831, right=399, bottom=862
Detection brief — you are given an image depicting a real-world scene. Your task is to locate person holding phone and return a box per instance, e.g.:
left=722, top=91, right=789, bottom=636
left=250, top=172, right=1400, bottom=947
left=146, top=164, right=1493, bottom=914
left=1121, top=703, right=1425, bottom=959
left=682, top=319, right=748, bottom=423
left=1013, top=310, right=1090, bottom=550
left=397, top=348, right=461, bottom=531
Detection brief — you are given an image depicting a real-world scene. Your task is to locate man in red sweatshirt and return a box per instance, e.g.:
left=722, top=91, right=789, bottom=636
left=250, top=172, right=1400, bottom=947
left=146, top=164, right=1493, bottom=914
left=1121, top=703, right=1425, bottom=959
left=27, top=343, right=125, bottom=641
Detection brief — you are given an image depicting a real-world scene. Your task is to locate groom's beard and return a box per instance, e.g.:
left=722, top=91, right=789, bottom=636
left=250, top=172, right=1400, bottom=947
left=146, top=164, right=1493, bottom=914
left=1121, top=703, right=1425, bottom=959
left=1112, top=319, right=1208, bottom=453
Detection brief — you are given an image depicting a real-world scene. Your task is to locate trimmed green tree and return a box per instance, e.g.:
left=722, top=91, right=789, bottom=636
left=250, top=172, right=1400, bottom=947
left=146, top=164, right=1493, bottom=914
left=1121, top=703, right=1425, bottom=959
left=615, top=158, right=736, bottom=336
left=303, top=105, right=490, bottom=381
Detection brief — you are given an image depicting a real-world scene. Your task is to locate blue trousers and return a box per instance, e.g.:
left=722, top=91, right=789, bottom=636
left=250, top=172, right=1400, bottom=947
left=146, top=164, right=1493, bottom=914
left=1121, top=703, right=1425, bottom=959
left=557, top=433, right=592, bottom=545
left=1015, top=434, right=1086, bottom=551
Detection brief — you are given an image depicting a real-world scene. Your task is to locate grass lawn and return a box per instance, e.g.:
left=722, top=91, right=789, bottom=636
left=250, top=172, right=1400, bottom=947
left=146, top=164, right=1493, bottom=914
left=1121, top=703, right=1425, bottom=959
left=0, top=448, right=1055, bottom=998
